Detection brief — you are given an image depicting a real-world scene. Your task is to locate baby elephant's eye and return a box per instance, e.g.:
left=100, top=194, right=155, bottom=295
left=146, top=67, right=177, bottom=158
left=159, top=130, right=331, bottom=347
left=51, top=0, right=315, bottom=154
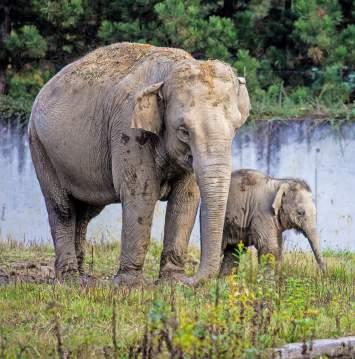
left=297, top=208, right=305, bottom=216
left=177, top=126, right=190, bottom=143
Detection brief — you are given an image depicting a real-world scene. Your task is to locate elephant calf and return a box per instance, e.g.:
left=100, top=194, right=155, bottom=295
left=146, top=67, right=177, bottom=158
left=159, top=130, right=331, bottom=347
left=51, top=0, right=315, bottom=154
left=220, top=169, right=326, bottom=276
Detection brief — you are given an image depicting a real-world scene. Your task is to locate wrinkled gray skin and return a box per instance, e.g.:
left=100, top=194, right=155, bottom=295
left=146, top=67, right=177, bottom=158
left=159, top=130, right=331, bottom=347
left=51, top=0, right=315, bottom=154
left=28, top=43, right=250, bottom=286
left=220, top=169, right=326, bottom=276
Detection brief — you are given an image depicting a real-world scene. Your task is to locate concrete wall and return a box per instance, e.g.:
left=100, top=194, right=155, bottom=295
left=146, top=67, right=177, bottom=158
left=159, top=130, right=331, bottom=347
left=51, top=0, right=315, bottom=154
left=0, top=119, right=354, bottom=250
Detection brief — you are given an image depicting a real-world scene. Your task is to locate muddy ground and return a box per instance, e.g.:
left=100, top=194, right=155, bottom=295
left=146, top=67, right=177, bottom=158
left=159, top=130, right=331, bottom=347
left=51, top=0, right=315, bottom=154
left=0, top=261, right=110, bottom=286
left=0, top=260, right=55, bottom=284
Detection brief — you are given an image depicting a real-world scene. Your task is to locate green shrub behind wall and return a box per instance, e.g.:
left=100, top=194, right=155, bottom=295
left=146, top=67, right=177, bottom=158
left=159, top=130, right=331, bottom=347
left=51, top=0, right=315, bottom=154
left=0, top=0, right=354, bottom=121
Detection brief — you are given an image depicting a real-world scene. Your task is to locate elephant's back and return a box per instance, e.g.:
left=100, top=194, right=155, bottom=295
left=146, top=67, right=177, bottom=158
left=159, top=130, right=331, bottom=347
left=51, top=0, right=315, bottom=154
left=32, top=43, right=155, bottom=109
left=31, top=42, right=193, bottom=127
left=60, top=42, right=154, bottom=84
left=230, top=169, right=270, bottom=193
left=226, top=169, right=271, bottom=228
left=54, top=42, right=192, bottom=85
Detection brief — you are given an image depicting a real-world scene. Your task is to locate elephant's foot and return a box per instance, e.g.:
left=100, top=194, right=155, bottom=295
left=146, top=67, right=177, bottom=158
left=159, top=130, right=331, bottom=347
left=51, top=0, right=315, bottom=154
left=219, top=264, right=237, bottom=278
left=156, top=274, right=197, bottom=287
left=157, top=269, right=186, bottom=285
left=317, top=259, right=326, bottom=273
left=159, top=261, right=186, bottom=282
left=113, top=270, right=146, bottom=287
left=178, top=274, right=206, bottom=288
left=159, top=264, right=206, bottom=287
left=56, top=268, right=80, bottom=285
left=159, top=270, right=204, bottom=288
left=55, top=260, right=80, bottom=284
left=79, top=273, right=102, bottom=287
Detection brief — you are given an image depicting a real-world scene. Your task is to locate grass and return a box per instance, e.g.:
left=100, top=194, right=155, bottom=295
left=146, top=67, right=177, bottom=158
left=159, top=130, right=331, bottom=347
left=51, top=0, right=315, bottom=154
left=0, top=238, right=354, bottom=358
left=250, top=93, right=355, bottom=121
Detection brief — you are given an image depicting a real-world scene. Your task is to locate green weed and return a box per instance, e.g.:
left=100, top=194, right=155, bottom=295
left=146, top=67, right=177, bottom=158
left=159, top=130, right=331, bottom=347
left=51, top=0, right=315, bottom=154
left=0, top=239, right=353, bottom=358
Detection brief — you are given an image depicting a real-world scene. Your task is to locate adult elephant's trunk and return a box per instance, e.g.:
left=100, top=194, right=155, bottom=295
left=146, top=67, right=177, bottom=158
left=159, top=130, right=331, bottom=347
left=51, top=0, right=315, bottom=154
left=303, top=227, right=326, bottom=272
left=187, top=145, right=232, bottom=285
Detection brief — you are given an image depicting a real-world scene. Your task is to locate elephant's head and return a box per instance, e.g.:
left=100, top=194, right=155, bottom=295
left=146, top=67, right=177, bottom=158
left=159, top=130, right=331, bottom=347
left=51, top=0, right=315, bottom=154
left=272, top=181, right=326, bottom=271
left=131, top=59, right=250, bottom=285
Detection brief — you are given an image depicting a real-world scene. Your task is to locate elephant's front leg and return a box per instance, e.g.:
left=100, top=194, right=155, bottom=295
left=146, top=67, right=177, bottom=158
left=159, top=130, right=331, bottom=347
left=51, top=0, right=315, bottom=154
left=255, top=229, right=281, bottom=269
left=159, top=174, right=200, bottom=280
left=114, top=194, right=157, bottom=286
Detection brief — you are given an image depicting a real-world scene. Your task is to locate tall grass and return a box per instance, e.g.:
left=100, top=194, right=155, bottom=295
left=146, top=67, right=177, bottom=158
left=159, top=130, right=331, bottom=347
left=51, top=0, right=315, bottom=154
left=0, top=239, right=354, bottom=358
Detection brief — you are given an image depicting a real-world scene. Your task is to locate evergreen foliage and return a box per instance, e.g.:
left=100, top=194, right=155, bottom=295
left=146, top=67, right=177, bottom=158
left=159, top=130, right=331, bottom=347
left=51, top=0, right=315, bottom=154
left=0, top=0, right=354, bottom=120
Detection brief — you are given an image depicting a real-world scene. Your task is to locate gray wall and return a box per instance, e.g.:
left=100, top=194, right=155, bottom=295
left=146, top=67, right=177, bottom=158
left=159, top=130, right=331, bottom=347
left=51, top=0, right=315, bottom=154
left=0, top=119, right=354, bottom=250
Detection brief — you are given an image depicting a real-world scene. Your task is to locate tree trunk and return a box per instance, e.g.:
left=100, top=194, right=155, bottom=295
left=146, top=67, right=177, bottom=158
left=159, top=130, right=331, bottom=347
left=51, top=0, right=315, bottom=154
left=0, top=68, right=6, bottom=95
left=0, top=1, right=11, bottom=95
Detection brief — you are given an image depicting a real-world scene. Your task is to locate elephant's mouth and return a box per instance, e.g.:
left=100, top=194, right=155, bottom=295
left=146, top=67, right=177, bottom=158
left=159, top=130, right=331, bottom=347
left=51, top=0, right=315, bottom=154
left=184, top=153, right=193, bottom=170
left=186, top=153, right=193, bottom=167
left=176, top=152, right=193, bottom=172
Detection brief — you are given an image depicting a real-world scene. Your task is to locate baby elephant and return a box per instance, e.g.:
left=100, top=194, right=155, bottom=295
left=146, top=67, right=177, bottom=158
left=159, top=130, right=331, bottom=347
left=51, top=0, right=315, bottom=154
left=220, top=169, right=325, bottom=276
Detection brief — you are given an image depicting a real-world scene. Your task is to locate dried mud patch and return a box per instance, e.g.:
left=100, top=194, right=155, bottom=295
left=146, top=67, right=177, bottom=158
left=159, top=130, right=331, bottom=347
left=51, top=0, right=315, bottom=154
left=0, top=260, right=55, bottom=284
left=64, top=42, right=192, bottom=84
left=0, top=261, right=109, bottom=286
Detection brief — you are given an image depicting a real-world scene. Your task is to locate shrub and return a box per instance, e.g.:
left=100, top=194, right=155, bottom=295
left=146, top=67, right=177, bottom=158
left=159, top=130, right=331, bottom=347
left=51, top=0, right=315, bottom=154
left=7, top=68, right=52, bottom=102
left=5, top=25, right=47, bottom=65
left=0, top=95, right=32, bottom=124
left=1, top=0, right=355, bottom=121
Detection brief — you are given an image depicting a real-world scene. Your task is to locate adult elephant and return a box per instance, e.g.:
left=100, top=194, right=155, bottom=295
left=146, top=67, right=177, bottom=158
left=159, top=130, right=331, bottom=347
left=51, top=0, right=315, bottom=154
left=28, top=43, right=250, bottom=286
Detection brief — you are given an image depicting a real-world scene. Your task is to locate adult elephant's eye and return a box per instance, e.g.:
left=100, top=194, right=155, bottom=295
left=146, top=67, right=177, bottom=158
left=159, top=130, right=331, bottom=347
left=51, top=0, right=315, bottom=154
left=177, top=126, right=190, bottom=143
left=297, top=208, right=305, bottom=216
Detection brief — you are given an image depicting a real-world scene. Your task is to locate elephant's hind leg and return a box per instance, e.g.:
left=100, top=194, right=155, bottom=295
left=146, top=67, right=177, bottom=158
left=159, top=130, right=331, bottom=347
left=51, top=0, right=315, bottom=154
left=29, top=127, right=78, bottom=282
left=74, top=202, right=103, bottom=276
left=49, top=206, right=78, bottom=282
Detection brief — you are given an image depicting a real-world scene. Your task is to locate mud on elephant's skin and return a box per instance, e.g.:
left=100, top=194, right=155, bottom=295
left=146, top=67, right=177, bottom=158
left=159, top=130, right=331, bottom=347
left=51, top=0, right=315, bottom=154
left=220, top=169, right=326, bottom=277
left=28, top=42, right=251, bottom=286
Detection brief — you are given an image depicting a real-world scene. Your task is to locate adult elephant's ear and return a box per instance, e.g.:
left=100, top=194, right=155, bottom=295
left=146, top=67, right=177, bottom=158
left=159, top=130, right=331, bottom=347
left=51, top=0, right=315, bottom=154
left=237, top=77, right=251, bottom=123
left=131, top=82, right=164, bottom=135
left=272, top=183, right=289, bottom=217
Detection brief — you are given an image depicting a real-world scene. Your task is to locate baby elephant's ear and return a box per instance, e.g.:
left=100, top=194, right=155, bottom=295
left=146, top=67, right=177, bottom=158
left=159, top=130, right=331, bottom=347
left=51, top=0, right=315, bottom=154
left=272, top=183, right=289, bottom=217
left=131, top=82, right=164, bottom=135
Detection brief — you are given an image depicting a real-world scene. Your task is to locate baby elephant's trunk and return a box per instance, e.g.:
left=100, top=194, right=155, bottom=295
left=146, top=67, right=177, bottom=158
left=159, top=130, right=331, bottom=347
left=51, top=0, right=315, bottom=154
left=304, top=227, right=326, bottom=272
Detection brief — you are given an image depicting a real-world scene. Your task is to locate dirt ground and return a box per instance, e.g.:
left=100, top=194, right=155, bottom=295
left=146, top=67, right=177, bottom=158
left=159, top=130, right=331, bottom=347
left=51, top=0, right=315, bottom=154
left=0, top=260, right=55, bottom=284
